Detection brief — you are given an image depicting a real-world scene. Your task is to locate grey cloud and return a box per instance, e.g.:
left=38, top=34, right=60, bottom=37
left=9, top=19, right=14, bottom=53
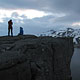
left=0, top=0, right=80, bottom=13
left=0, top=0, right=80, bottom=20
left=53, top=14, right=80, bottom=24
left=0, top=0, right=80, bottom=21
left=0, top=0, right=48, bottom=10
left=11, top=12, right=19, bottom=17
left=20, top=15, right=27, bottom=19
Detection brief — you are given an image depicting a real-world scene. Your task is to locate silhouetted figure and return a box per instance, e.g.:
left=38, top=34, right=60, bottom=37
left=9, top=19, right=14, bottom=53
left=8, top=19, right=13, bottom=36
left=18, top=27, right=24, bottom=35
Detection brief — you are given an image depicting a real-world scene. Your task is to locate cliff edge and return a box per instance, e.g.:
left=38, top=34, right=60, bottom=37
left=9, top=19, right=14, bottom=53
left=0, top=35, right=74, bottom=80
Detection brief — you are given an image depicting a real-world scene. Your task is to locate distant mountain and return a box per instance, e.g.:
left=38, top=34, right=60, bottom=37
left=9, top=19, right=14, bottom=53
left=40, top=28, right=80, bottom=44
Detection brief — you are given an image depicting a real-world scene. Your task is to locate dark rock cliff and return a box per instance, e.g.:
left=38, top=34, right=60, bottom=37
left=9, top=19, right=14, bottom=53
left=0, top=35, right=74, bottom=80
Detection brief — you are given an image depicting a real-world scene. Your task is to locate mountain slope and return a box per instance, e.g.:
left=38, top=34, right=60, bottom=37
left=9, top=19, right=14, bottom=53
left=40, top=28, right=80, bottom=44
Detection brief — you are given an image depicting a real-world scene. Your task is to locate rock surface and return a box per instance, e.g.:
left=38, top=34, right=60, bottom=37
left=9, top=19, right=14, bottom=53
left=0, top=35, right=74, bottom=80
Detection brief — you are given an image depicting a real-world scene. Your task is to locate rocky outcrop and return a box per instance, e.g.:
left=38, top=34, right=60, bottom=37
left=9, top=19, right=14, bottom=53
left=0, top=35, right=74, bottom=80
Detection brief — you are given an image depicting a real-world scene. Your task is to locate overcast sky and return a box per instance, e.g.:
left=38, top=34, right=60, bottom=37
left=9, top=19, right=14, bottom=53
left=0, top=0, right=80, bottom=36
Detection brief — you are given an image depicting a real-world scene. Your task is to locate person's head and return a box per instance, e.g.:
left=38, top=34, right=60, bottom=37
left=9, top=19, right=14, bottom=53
left=10, top=19, right=12, bottom=22
left=20, top=27, right=23, bottom=30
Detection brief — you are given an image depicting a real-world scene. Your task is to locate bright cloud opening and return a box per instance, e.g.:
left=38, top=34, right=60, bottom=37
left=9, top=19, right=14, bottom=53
left=0, top=9, right=51, bottom=22
left=72, top=22, right=80, bottom=26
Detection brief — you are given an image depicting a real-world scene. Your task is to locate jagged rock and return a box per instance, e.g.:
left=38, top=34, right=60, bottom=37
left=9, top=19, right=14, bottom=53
left=0, top=35, right=74, bottom=80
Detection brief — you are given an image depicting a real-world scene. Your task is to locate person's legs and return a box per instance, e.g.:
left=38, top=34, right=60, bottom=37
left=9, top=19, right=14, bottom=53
left=11, top=28, right=13, bottom=36
left=8, top=28, right=10, bottom=36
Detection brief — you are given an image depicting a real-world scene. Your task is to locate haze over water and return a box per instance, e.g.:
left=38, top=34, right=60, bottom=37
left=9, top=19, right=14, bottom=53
left=71, top=48, right=80, bottom=80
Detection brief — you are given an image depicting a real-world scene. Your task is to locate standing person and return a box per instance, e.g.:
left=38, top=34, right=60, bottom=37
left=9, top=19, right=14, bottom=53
left=8, top=19, right=13, bottom=36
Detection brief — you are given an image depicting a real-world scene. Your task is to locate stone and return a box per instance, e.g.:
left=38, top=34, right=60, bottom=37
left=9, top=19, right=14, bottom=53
left=0, top=35, right=74, bottom=80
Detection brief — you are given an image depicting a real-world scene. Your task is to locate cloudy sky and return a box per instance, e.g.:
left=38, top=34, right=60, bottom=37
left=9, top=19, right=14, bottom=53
left=0, top=0, right=80, bottom=36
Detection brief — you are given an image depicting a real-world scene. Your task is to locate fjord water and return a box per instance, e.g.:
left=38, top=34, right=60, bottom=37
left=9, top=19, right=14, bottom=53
left=71, top=48, right=80, bottom=80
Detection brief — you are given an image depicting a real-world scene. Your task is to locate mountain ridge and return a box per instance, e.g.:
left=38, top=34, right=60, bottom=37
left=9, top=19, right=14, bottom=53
left=40, top=28, right=80, bottom=45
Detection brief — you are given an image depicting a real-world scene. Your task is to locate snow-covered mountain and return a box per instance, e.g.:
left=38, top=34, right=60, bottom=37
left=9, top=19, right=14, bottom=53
left=40, top=28, right=80, bottom=44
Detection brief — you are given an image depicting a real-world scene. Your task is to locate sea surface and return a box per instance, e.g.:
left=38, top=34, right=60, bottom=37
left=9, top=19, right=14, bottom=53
left=71, top=48, right=80, bottom=80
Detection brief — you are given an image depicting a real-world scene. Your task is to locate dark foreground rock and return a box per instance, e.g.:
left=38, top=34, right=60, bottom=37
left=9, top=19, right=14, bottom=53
left=0, top=35, right=74, bottom=80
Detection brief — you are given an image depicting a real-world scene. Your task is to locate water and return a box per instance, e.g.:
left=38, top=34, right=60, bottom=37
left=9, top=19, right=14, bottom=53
left=71, top=48, right=80, bottom=80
